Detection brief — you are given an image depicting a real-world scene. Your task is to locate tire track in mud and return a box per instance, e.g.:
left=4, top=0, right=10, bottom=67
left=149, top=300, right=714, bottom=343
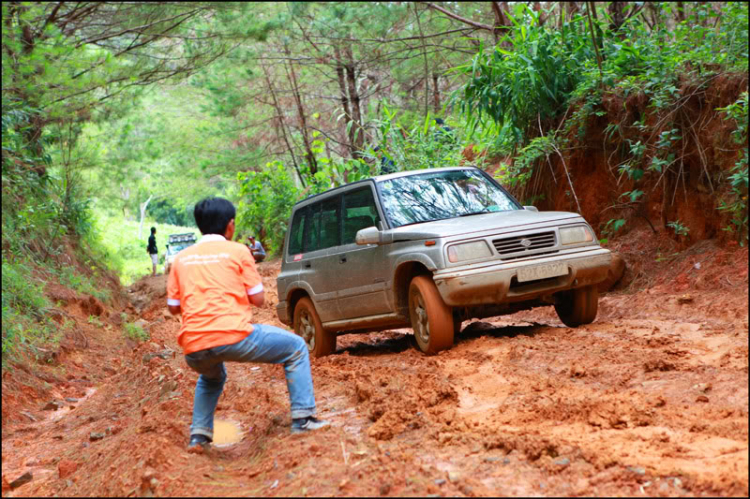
left=440, top=318, right=749, bottom=496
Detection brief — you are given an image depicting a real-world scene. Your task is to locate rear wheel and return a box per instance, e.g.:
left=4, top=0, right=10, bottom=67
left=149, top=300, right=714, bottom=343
left=408, top=275, right=454, bottom=354
left=293, top=297, right=336, bottom=357
left=554, top=285, right=599, bottom=327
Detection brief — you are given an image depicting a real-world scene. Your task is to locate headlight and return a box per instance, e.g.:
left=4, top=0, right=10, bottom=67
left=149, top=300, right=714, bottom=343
left=447, top=241, right=492, bottom=263
left=559, top=226, right=594, bottom=245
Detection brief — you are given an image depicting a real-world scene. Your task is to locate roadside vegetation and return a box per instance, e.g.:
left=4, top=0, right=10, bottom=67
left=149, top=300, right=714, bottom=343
left=2, top=2, right=748, bottom=362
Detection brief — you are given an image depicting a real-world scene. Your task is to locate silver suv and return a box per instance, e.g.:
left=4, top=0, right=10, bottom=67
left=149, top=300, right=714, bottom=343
left=277, top=167, right=612, bottom=357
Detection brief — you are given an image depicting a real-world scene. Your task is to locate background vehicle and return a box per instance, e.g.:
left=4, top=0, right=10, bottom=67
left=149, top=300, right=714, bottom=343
left=276, top=167, right=611, bottom=357
left=164, top=233, right=197, bottom=274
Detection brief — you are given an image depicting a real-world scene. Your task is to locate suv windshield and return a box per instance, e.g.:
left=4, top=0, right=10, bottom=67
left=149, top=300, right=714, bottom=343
left=168, top=243, right=193, bottom=255
left=377, top=169, right=520, bottom=228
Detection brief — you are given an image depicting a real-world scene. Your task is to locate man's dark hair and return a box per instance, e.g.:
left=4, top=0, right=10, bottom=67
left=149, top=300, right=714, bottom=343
left=435, top=118, right=445, bottom=125
left=194, top=197, right=236, bottom=235
left=150, top=227, right=156, bottom=234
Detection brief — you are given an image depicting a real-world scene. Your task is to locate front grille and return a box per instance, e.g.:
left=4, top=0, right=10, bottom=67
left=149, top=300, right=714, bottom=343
left=492, top=231, right=556, bottom=257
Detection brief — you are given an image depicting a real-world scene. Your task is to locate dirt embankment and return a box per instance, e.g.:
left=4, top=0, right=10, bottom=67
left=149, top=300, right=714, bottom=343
left=482, top=72, right=748, bottom=245
left=2, top=234, right=748, bottom=497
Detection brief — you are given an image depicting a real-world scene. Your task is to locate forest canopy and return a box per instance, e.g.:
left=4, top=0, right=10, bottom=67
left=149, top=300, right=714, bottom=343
left=2, top=2, right=748, bottom=276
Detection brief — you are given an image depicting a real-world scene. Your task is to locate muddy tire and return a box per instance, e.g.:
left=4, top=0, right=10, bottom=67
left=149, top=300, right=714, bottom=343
left=293, top=297, right=336, bottom=358
left=409, top=275, right=454, bottom=354
left=554, top=285, right=599, bottom=327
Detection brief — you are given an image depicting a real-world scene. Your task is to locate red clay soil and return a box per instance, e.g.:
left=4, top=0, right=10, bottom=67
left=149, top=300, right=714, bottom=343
left=2, top=241, right=748, bottom=497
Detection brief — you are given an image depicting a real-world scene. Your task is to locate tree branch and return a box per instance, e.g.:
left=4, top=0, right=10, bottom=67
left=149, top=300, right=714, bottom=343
left=422, top=2, right=494, bottom=32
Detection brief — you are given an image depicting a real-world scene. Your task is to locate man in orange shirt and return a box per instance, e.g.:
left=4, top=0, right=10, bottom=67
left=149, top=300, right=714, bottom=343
left=167, top=197, right=329, bottom=452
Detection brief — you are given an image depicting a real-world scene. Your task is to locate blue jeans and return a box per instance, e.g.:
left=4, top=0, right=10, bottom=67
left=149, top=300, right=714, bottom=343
left=184, top=324, right=316, bottom=440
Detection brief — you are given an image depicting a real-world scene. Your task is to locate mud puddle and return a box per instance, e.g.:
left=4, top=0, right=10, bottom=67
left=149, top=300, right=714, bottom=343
left=211, top=420, right=243, bottom=447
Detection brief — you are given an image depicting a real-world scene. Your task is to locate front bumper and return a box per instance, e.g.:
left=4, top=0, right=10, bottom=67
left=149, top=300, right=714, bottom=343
left=433, top=248, right=612, bottom=306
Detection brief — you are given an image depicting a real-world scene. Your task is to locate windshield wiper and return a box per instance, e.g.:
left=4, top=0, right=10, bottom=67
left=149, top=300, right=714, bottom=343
left=458, top=209, right=492, bottom=217
left=396, top=217, right=452, bottom=228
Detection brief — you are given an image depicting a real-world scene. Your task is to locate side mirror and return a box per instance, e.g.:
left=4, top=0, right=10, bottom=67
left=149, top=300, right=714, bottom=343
left=355, top=226, right=380, bottom=245
left=523, top=206, right=539, bottom=212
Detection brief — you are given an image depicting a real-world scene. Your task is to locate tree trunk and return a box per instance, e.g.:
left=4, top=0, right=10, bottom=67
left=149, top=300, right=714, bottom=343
left=567, top=2, right=580, bottom=21
left=432, top=73, right=441, bottom=113
left=675, top=2, right=686, bottom=22
left=343, top=44, right=364, bottom=158
left=138, top=194, right=154, bottom=240
left=283, top=45, right=317, bottom=175
left=333, top=44, right=355, bottom=158
left=414, top=3, right=430, bottom=117
left=608, top=2, right=627, bottom=31
left=490, top=2, right=512, bottom=47
left=261, top=63, right=305, bottom=187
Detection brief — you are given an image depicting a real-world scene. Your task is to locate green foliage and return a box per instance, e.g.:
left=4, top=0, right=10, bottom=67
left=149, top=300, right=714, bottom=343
left=56, top=265, right=110, bottom=303
left=236, top=161, right=302, bottom=256
left=717, top=92, right=749, bottom=242
left=667, top=220, right=690, bottom=237
left=456, top=5, right=592, bottom=145
left=1, top=258, right=54, bottom=364
left=124, top=322, right=149, bottom=342
left=368, top=104, right=465, bottom=173
left=602, top=218, right=627, bottom=238
left=87, top=315, right=104, bottom=328
left=93, top=212, right=200, bottom=285
left=496, top=134, right=561, bottom=190
left=456, top=1, right=749, bottom=214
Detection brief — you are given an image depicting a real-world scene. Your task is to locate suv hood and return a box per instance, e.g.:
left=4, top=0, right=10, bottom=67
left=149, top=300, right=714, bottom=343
left=387, top=210, right=584, bottom=241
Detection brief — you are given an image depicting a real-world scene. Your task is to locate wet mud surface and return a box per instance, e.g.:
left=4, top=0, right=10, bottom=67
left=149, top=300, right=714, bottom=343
left=2, top=251, right=748, bottom=497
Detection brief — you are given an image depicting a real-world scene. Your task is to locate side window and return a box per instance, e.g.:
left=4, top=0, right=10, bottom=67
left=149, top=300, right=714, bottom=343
left=343, top=187, right=381, bottom=244
left=304, top=203, right=321, bottom=252
left=304, top=196, right=341, bottom=252
left=318, top=196, right=341, bottom=250
left=288, top=208, right=306, bottom=255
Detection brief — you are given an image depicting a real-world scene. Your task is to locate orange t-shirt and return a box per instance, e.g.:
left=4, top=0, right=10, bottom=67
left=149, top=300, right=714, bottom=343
left=167, top=234, right=263, bottom=354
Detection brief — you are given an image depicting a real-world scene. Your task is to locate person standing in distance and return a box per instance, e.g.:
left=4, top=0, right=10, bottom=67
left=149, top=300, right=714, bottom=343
left=167, top=197, right=329, bottom=453
left=147, top=227, right=159, bottom=276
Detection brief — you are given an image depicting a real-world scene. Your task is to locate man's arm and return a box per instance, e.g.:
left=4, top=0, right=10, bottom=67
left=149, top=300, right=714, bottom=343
left=249, top=291, right=265, bottom=308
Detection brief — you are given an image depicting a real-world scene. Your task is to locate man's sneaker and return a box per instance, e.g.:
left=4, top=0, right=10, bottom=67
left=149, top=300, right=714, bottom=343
left=291, top=416, right=330, bottom=434
left=187, top=434, right=211, bottom=454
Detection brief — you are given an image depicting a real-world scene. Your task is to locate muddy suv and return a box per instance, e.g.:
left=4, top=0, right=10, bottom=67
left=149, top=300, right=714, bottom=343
left=277, top=167, right=612, bottom=357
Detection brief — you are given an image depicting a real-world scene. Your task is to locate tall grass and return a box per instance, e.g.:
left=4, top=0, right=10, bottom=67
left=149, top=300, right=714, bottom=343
left=93, top=211, right=200, bottom=285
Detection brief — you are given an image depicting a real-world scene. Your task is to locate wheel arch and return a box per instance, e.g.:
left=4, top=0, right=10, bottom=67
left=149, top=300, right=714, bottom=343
left=392, top=261, right=432, bottom=317
left=287, top=287, right=311, bottom=321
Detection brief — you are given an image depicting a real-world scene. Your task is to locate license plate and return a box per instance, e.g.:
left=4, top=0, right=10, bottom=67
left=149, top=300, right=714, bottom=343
left=516, top=262, right=568, bottom=283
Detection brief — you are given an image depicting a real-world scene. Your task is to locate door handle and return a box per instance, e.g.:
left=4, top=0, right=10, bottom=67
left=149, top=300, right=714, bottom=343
left=339, top=255, right=347, bottom=264
left=304, top=262, right=311, bottom=268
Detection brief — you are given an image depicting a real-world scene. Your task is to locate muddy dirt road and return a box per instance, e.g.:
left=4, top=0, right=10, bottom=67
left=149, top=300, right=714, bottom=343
left=2, top=249, right=748, bottom=497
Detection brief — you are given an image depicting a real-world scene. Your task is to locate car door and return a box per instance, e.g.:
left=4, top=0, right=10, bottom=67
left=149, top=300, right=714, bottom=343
left=334, top=185, right=391, bottom=320
left=298, top=195, right=343, bottom=323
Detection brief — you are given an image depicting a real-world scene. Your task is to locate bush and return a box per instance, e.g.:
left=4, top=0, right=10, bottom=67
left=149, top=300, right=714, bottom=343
left=236, top=160, right=301, bottom=256
left=1, top=258, right=54, bottom=364
left=124, top=322, right=149, bottom=342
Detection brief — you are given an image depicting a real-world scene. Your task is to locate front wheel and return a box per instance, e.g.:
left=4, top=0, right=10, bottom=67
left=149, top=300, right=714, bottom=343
left=408, top=275, right=454, bottom=354
left=293, top=297, right=336, bottom=358
left=554, top=285, right=599, bottom=327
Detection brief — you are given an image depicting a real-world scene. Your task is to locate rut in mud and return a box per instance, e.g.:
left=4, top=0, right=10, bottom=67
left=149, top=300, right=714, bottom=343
left=1, top=235, right=748, bottom=497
